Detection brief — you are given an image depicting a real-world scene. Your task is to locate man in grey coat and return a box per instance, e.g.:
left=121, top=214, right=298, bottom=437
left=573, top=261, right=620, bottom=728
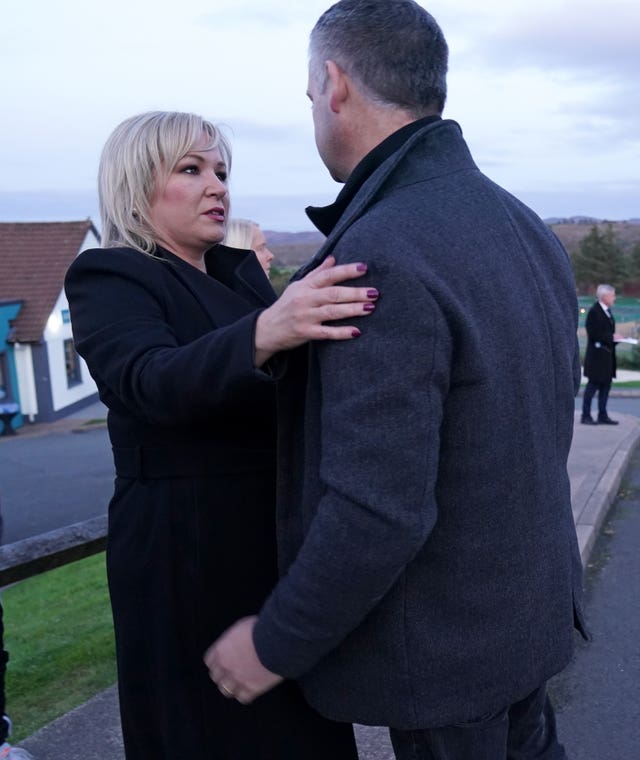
left=205, top=2, right=587, bottom=757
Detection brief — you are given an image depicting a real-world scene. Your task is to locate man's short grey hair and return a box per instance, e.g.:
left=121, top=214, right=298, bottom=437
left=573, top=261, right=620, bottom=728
left=596, top=284, right=616, bottom=298
left=309, top=0, right=448, bottom=117
left=98, top=111, right=232, bottom=255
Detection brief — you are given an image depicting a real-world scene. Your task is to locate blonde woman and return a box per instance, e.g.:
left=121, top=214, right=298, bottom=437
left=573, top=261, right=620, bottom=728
left=225, top=218, right=275, bottom=277
left=64, top=111, right=376, bottom=759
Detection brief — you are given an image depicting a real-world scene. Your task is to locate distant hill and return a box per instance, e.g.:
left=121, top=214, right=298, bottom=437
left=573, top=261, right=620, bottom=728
left=549, top=219, right=640, bottom=256
left=264, top=230, right=324, bottom=267
left=265, top=218, right=640, bottom=268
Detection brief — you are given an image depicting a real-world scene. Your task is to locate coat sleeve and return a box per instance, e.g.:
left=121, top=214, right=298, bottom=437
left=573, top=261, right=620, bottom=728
left=64, top=248, right=271, bottom=425
left=253, top=254, right=452, bottom=677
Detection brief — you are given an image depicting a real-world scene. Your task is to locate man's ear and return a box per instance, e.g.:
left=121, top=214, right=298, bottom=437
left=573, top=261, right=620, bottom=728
left=326, top=60, right=349, bottom=114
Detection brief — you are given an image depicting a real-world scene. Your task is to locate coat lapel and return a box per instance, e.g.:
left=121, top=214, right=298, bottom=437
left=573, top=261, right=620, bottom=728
left=157, top=246, right=276, bottom=329
left=206, top=244, right=277, bottom=307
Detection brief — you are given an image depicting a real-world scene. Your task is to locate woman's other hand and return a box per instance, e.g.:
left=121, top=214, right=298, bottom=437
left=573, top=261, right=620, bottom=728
left=254, top=256, right=378, bottom=366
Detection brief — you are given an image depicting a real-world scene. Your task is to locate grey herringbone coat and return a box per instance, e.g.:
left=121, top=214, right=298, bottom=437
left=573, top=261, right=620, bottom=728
left=254, top=119, right=586, bottom=729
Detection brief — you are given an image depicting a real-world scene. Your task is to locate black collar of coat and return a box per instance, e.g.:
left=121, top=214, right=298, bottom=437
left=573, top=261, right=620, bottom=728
left=306, top=115, right=442, bottom=238
left=206, top=243, right=277, bottom=307
left=294, top=118, right=472, bottom=282
left=153, top=243, right=276, bottom=308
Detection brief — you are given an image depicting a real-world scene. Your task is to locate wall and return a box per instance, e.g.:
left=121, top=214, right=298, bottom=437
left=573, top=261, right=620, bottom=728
left=44, top=289, right=97, bottom=413
left=0, top=300, right=23, bottom=431
left=13, top=342, right=38, bottom=421
left=35, top=227, right=101, bottom=420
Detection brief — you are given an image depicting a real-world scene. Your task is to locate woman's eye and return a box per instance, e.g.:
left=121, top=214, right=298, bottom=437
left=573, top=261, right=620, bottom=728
left=182, top=165, right=199, bottom=174
left=216, top=171, right=228, bottom=183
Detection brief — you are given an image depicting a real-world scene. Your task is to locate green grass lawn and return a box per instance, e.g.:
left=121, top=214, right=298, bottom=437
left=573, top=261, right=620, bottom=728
left=2, top=552, right=116, bottom=741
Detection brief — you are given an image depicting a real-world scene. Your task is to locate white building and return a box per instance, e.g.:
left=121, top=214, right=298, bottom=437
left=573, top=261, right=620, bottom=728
left=0, top=221, right=100, bottom=429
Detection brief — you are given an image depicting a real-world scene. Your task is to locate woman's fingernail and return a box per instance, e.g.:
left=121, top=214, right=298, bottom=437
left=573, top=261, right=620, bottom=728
left=352, top=328, right=362, bottom=338
left=363, top=303, right=376, bottom=312
left=366, top=289, right=379, bottom=299
left=356, top=263, right=367, bottom=273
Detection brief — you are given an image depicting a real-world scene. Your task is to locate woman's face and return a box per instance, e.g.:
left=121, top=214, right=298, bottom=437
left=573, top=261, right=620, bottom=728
left=250, top=225, right=275, bottom=277
left=147, top=133, right=230, bottom=267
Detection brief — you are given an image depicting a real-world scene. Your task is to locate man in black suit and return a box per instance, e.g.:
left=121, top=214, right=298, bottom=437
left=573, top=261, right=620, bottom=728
left=582, top=284, right=622, bottom=425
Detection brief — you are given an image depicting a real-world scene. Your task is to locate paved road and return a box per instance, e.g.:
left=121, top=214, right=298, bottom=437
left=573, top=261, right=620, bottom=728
left=0, top=427, right=112, bottom=544
left=549, top=444, right=640, bottom=759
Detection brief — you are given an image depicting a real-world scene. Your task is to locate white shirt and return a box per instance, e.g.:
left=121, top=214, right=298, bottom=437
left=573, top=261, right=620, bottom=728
left=598, top=301, right=613, bottom=319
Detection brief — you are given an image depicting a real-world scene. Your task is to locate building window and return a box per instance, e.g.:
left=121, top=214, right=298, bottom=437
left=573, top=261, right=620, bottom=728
left=64, top=339, right=82, bottom=387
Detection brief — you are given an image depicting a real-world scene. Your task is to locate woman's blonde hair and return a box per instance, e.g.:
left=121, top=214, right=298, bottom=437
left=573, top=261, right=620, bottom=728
left=98, top=111, right=232, bottom=254
left=224, top=218, right=257, bottom=250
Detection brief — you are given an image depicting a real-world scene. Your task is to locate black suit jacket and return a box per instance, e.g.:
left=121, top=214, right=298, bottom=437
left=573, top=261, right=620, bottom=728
left=583, top=301, right=617, bottom=384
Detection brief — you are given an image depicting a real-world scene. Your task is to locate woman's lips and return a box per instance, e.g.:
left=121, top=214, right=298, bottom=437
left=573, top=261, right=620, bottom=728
left=204, top=207, right=225, bottom=221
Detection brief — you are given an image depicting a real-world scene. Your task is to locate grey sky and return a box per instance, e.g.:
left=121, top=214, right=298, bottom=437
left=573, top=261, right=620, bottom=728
left=1, top=0, right=638, bottom=230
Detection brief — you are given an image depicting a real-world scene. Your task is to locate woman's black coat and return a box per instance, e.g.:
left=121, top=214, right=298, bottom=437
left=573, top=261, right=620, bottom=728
left=64, top=245, right=358, bottom=760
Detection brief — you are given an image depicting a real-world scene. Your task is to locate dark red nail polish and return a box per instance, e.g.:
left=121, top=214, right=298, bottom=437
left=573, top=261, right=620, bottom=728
left=356, top=263, right=367, bottom=273
left=352, top=328, right=362, bottom=338
left=363, top=303, right=376, bottom=312
left=367, top=289, right=379, bottom=299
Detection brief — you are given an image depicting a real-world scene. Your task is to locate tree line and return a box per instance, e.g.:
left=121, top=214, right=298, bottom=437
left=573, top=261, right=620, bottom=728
left=570, top=223, right=640, bottom=293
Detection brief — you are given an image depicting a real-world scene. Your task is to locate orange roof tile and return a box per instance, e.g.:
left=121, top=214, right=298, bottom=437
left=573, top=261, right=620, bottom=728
left=0, top=220, right=99, bottom=342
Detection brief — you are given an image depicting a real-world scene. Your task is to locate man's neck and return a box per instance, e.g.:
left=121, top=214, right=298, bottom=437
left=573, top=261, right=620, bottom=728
left=306, top=115, right=442, bottom=237
left=342, top=110, right=419, bottom=181
left=342, top=105, right=439, bottom=181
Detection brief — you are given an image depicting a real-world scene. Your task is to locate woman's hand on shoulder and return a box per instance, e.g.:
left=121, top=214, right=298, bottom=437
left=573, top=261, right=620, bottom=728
left=254, top=256, right=378, bottom=366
